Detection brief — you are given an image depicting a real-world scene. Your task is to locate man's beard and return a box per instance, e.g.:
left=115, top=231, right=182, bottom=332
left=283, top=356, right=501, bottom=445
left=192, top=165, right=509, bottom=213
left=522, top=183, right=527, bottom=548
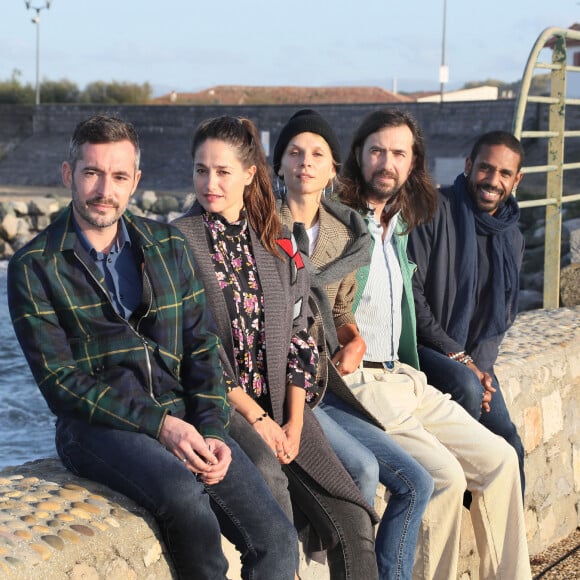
left=72, top=186, right=122, bottom=229
left=467, top=178, right=505, bottom=213
left=364, top=171, right=402, bottom=203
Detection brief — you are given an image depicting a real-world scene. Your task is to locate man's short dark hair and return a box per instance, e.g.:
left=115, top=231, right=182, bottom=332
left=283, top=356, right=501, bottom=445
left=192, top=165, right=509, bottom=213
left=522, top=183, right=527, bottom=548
left=469, top=131, right=524, bottom=171
left=68, top=114, right=141, bottom=170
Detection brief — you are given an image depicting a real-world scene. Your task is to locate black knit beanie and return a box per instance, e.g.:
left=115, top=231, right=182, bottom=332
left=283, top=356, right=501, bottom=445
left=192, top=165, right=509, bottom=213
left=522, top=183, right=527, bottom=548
left=273, top=109, right=341, bottom=177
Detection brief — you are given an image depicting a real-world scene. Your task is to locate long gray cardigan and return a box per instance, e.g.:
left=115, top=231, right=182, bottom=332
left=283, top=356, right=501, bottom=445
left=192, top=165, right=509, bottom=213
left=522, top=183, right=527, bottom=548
left=173, top=204, right=377, bottom=522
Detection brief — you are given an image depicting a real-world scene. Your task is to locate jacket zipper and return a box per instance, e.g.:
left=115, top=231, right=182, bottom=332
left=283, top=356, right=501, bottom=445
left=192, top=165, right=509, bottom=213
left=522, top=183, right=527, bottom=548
left=74, top=251, right=161, bottom=406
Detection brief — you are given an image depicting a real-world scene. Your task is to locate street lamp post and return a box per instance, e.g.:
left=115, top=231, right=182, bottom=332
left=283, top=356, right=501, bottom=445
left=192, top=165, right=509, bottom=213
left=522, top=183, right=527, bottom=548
left=24, top=1, right=52, bottom=106
left=439, top=0, right=448, bottom=102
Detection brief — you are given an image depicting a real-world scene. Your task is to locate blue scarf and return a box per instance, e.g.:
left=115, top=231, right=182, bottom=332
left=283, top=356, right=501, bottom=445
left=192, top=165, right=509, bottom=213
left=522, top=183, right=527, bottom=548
left=447, top=173, right=521, bottom=346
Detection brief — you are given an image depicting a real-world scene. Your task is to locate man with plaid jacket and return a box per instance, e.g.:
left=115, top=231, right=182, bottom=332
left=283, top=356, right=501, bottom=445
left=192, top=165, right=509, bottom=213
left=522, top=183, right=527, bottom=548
left=8, top=114, right=298, bottom=580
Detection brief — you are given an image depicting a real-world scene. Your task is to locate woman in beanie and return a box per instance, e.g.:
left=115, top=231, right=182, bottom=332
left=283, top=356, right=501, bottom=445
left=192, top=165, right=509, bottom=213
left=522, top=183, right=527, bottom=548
left=275, top=109, right=434, bottom=580
left=173, top=115, right=379, bottom=580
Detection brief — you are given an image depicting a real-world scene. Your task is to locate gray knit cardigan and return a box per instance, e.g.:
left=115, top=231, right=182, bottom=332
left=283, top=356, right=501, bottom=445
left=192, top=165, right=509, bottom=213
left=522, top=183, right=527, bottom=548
left=173, top=203, right=378, bottom=522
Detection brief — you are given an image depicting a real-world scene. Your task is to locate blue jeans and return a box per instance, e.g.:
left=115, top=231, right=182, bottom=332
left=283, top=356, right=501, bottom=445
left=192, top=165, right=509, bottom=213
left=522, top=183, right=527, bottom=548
left=314, top=406, right=380, bottom=505
left=56, top=417, right=298, bottom=580
left=418, top=346, right=526, bottom=495
left=317, top=391, right=434, bottom=580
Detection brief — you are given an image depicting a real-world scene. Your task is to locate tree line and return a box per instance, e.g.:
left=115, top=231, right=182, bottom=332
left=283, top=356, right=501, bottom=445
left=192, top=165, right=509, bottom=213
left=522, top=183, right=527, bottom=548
left=0, top=70, right=152, bottom=105
left=0, top=69, right=551, bottom=106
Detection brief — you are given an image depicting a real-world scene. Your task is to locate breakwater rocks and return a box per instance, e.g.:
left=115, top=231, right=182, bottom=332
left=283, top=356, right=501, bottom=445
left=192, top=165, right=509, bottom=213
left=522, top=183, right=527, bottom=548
left=1, top=189, right=579, bottom=311
left=0, top=190, right=195, bottom=261
left=518, top=205, right=580, bottom=310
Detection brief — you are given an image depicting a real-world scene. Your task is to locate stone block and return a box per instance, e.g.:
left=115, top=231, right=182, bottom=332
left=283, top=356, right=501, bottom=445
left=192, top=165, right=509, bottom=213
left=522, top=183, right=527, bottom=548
left=569, top=357, right=580, bottom=380
left=140, top=190, right=157, bottom=211
left=152, top=195, right=180, bottom=215
left=181, top=193, right=196, bottom=212
left=9, top=200, right=29, bottom=217
left=28, top=197, right=60, bottom=217
left=0, top=214, right=19, bottom=241
left=166, top=211, right=183, bottom=223
left=560, top=263, right=580, bottom=307
left=531, top=366, right=552, bottom=393
left=574, top=443, right=580, bottom=492
left=538, top=507, right=558, bottom=546
left=11, top=233, right=33, bottom=252
left=501, top=376, right=523, bottom=401
left=16, top=218, right=31, bottom=236
left=524, top=507, right=539, bottom=543
left=523, top=405, right=542, bottom=452
left=567, top=222, right=580, bottom=263
left=1, top=241, right=14, bottom=259
left=33, top=214, right=52, bottom=232
left=541, top=392, right=563, bottom=441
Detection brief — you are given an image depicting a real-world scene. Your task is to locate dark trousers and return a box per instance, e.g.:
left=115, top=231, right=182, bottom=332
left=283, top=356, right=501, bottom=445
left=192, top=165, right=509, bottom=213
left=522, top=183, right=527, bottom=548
left=229, top=411, right=378, bottom=580
left=56, top=417, right=298, bottom=580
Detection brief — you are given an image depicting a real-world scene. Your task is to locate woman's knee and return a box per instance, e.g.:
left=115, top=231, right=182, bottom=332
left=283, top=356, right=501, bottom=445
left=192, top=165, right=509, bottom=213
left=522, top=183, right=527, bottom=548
left=377, top=454, right=433, bottom=504
left=346, top=453, right=380, bottom=506
left=412, top=467, right=435, bottom=509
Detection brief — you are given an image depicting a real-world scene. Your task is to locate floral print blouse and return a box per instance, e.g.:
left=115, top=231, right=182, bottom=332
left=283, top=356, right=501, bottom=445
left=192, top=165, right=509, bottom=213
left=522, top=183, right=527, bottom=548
left=203, top=212, right=319, bottom=403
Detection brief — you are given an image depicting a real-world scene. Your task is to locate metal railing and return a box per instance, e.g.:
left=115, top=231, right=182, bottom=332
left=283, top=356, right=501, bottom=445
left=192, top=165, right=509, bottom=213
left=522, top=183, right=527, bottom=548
left=513, top=26, right=580, bottom=308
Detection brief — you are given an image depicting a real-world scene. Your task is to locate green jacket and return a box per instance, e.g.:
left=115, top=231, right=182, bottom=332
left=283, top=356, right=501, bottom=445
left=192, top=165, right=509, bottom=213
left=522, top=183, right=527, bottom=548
left=8, top=205, right=229, bottom=441
left=353, top=215, right=420, bottom=370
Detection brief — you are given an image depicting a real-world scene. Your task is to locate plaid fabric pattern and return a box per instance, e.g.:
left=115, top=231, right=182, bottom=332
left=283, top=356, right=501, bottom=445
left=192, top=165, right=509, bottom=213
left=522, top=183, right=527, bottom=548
left=8, top=205, right=229, bottom=440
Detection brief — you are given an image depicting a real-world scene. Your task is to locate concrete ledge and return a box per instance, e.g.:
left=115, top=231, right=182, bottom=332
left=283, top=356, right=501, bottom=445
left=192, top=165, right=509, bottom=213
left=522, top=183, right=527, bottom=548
left=0, top=460, right=173, bottom=579
left=1, top=307, right=579, bottom=579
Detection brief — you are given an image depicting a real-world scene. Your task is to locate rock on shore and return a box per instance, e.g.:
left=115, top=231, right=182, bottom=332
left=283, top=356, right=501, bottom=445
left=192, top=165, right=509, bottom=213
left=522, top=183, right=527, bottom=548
left=1, top=189, right=580, bottom=310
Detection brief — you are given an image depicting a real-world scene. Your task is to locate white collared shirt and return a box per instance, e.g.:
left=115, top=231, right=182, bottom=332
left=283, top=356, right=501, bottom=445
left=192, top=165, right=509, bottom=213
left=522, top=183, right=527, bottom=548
left=355, top=212, right=403, bottom=362
left=305, top=221, right=320, bottom=257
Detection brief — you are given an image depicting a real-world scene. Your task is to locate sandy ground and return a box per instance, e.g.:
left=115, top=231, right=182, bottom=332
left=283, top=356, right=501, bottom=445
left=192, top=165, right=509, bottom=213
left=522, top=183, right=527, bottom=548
left=530, top=528, right=580, bottom=579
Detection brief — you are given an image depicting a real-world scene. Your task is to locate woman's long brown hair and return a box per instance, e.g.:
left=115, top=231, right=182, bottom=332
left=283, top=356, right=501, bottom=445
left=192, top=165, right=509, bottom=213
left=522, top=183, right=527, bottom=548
left=192, top=115, right=282, bottom=256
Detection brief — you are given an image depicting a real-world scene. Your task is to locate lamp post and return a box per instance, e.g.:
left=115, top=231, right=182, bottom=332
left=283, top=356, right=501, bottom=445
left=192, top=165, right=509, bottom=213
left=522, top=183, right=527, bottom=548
left=24, top=1, right=52, bottom=106
left=439, top=0, right=448, bottom=102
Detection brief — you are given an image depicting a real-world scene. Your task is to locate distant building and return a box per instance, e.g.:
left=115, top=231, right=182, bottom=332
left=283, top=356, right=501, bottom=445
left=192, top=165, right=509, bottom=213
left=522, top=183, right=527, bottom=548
left=544, top=23, right=580, bottom=98
left=153, top=85, right=412, bottom=106
left=415, top=85, right=499, bottom=103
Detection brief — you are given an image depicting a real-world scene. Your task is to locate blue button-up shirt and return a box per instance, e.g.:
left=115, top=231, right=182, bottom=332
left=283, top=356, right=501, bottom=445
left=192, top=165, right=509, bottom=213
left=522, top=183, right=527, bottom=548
left=73, top=216, right=142, bottom=319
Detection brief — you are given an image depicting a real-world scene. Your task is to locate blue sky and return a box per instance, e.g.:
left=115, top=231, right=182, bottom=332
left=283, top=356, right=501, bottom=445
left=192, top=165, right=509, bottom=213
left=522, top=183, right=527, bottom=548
left=1, top=1, right=578, bottom=96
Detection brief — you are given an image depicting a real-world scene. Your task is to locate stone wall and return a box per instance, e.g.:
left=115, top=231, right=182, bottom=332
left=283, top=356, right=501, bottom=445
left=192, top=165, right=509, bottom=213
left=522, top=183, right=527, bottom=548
left=1, top=306, right=579, bottom=579
left=0, top=191, right=193, bottom=260
left=5, top=100, right=580, bottom=192
left=2, top=100, right=580, bottom=310
left=0, top=101, right=556, bottom=191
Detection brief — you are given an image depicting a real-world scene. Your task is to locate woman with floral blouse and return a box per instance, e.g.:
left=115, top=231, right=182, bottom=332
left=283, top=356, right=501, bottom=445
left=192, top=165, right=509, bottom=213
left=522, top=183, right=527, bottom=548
left=173, top=115, right=378, bottom=580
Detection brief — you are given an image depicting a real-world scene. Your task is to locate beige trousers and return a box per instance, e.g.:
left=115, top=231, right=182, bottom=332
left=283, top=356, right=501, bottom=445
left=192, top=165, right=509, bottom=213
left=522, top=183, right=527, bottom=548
left=343, top=363, right=531, bottom=580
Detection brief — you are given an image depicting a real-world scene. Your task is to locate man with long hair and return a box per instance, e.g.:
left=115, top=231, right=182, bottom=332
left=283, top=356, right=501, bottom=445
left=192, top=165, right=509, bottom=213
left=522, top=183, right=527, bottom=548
left=338, top=109, right=531, bottom=579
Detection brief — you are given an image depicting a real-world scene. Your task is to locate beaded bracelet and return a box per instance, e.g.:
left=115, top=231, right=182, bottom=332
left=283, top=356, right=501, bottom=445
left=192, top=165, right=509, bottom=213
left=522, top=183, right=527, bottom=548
left=251, top=412, right=268, bottom=425
left=447, top=351, right=474, bottom=366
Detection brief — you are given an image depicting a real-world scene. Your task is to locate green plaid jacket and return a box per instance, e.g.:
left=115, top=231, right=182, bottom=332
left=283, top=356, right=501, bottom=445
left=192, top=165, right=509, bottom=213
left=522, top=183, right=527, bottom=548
left=8, top=205, right=229, bottom=441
